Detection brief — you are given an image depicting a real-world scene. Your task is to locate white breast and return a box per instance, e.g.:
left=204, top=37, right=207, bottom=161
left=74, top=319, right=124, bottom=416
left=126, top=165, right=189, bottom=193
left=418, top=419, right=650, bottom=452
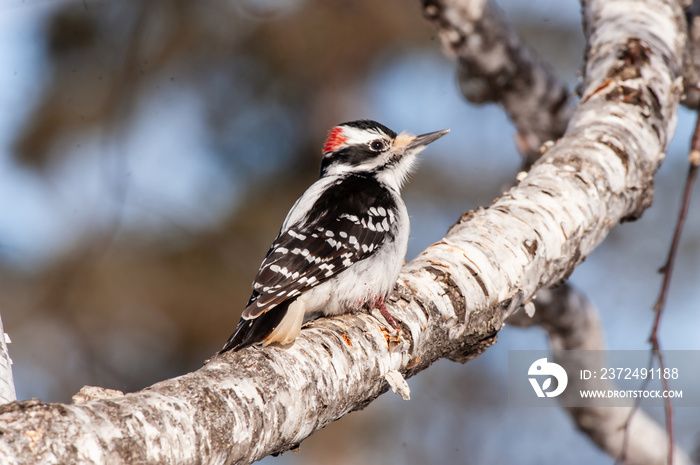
left=299, top=189, right=409, bottom=317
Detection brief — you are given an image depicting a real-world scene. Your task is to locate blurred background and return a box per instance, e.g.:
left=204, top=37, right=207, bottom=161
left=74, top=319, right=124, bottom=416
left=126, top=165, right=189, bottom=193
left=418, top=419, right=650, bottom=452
left=1, top=0, right=699, bottom=463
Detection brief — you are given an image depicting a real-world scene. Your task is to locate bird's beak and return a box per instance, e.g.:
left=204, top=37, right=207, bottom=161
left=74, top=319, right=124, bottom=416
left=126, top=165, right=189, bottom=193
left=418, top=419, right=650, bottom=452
left=406, top=129, right=450, bottom=151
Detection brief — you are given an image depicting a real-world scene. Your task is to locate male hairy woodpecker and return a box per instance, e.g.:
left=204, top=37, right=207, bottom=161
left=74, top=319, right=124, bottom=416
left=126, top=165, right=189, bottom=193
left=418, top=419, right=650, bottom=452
left=220, top=120, right=449, bottom=353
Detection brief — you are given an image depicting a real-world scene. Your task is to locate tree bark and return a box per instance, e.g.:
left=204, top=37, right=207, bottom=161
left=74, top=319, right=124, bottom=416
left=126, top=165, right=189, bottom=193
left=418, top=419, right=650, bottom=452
left=509, top=285, right=692, bottom=465
left=0, top=314, right=16, bottom=404
left=421, top=0, right=576, bottom=166
left=427, top=0, right=691, bottom=461
left=682, top=1, right=700, bottom=108
left=0, top=0, right=687, bottom=463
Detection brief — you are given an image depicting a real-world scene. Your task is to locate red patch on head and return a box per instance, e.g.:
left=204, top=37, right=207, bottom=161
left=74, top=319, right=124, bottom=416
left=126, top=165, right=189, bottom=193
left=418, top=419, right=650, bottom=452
left=322, top=127, right=347, bottom=153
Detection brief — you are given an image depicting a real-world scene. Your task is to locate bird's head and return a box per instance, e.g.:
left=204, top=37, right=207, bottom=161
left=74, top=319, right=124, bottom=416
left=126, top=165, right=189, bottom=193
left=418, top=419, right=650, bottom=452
left=319, top=120, right=449, bottom=191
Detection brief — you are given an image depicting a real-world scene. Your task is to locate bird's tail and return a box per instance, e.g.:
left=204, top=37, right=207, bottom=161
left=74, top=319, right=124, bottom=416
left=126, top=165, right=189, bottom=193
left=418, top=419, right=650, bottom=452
left=219, top=300, right=290, bottom=353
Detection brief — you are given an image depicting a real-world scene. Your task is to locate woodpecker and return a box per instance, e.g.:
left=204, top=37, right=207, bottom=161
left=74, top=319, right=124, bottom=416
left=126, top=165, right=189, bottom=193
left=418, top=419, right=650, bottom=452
left=220, top=120, right=449, bottom=353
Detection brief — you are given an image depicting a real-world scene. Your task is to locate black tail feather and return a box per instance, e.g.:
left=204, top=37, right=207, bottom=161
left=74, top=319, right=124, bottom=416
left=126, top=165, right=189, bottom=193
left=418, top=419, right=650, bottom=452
left=219, top=301, right=290, bottom=353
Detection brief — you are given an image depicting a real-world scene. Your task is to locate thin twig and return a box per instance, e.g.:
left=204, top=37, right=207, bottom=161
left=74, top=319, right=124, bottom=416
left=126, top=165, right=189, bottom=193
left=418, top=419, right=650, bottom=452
left=655, top=113, right=700, bottom=465
left=617, top=114, right=700, bottom=465
left=653, top=116, right=700, bottom=313
left=654, top=347, right=674, bottom=465
left=623, top=112, right=700, bottom=465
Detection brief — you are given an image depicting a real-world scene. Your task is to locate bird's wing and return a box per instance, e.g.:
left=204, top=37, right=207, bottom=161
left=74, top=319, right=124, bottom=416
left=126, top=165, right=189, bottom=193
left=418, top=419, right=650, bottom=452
left=242, top=212, right=389, bottom=318
left=242, top=175, right=398, bottom=319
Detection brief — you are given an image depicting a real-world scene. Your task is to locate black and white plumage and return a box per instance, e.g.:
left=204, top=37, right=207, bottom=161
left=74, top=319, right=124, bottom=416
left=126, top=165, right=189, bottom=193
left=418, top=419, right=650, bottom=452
left=220, top=120, right=449, bottom=352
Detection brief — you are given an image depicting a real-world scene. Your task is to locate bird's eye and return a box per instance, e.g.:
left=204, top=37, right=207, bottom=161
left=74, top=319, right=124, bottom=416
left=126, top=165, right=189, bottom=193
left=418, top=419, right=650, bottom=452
left=370, top=140, right=386, bottom=151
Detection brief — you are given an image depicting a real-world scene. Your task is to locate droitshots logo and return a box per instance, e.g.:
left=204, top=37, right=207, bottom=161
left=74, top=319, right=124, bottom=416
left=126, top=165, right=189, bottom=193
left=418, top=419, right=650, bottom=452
left=528, top=358, right=568, bottom=398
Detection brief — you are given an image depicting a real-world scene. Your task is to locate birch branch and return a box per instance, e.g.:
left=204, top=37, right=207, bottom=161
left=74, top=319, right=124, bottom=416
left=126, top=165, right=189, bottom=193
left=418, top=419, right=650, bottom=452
left=421, top=0, right=576, bottom=166
left=509, top=285, right=691, bottom=465
left=432, top=0, right=693, bottom=458
left=0, top=0, right=686, bottom=463
left=682, top=1, right=700, bottom=108
left=0, top=313, right=16, bottom=404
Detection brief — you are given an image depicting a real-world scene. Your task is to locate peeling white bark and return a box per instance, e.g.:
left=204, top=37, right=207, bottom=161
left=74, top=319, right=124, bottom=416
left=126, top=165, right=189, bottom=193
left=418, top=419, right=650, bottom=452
left=0, top=0, right=688, bottom=464
left=681, top=1, right=700, bottom=108
left=384, top=369, right=411, bottom=400
left=0, top=314, right=16, bottom=404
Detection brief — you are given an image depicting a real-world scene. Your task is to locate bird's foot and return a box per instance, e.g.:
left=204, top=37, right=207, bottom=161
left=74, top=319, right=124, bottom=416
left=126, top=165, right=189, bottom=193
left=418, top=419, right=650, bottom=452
left=369, top=296, right=401, bottom=332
